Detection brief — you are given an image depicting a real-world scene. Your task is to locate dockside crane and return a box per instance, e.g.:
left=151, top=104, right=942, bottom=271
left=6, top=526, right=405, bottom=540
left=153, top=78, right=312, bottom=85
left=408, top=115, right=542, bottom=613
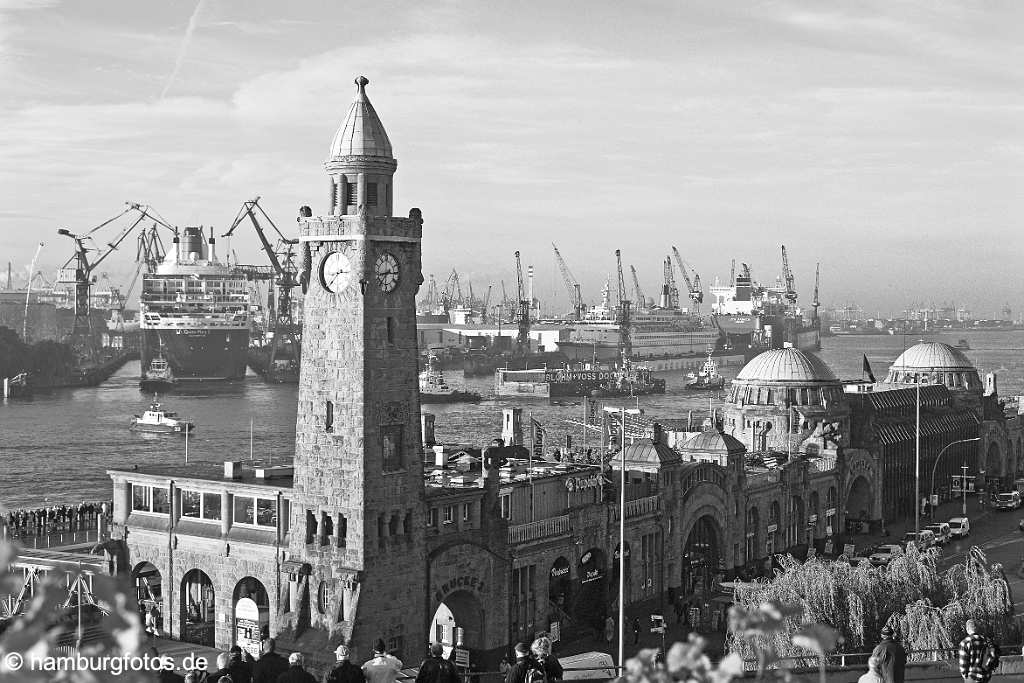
left=441, top=268, right=463, bottom=312
left=514, top=251, right=531, bottom=354
left=662, top=256, right=679, bottom=310
left=481, top=285, right=492, bottom=323
left=56, top=203, right=172, bottom=363
left=629, top=265, right=647, bottom=309
left=730, top=260, right=736, bottom=283
left=781, top=245, right=797, bottom=304
left=615, top=249, right=632, bottom=362
left=812, top=262, right=820, bottom=322
left=552, top=242, right=584, bottom=319
left=224, top=197, right=301, bottom=375
left=671, top=246, right=703, bottom=315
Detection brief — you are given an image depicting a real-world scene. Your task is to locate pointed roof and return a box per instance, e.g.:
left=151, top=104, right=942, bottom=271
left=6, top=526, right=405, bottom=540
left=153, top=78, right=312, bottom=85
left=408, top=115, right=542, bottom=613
left=329, top=76, right=393, bottom=159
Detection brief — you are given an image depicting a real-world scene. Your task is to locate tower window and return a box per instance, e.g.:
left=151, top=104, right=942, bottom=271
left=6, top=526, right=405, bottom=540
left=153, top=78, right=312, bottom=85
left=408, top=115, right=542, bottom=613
left=386, top=317, right=395, bottom=344
left=367, top=183, right=378, bottom=207
left=381, top=425, right=404, bottom=472
left=321, top=512, right=333, bottom=546
left=378, top=514, right=386, bottom=548
left=403, top=510, right=412, bottom=534
left=325, top=400, right=334, bottom=433
left=305, top=510, right=318, bottom=545
left=337, top=514, right=348, bottom=548
left=345, top=183, right=357, bottom=207
left=389, top=514, right=399, bottom=536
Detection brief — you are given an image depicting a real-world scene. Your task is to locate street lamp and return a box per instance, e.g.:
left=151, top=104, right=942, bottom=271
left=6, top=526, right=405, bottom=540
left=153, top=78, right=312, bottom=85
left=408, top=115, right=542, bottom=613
left=929, top=437, right=981, bottom=520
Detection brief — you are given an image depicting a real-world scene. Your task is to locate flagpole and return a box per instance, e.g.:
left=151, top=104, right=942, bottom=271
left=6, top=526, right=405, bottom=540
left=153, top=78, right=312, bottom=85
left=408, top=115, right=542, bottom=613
left=915, top=373, right=920, bottom=538
left=529, top=411, right=535, bottom=522
left=618, top=404, right=626, bottom=669
left=250, top=416, right=254, bottom=461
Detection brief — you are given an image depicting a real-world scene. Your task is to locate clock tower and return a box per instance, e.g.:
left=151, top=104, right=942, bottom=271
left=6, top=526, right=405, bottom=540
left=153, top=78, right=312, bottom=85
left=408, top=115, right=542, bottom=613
left=281, top=76, right=426, bottom=661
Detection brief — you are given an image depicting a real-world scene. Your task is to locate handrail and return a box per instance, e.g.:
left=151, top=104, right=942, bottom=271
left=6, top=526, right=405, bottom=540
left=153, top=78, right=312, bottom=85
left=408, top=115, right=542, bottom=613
left=508, top=514, right=571, bottom=543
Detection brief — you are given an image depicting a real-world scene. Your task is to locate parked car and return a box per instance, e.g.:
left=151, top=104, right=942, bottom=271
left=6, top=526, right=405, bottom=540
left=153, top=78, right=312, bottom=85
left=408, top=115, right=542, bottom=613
left=925, top=522, right=952, bottom=545
left=948, top=517, right=970, bottom=538
left=902, top=529, right=936, bottom=550
left=994, top=491, right=1021, bottom=510
left=869, top=544, right=903, bottom=566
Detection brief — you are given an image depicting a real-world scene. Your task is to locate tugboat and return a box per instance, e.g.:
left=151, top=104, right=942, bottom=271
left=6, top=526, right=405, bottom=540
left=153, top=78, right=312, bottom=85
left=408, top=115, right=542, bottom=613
left=420, top=356, right=482, bottom=404
left=140, top=354, right=176, bottom=392
left=685, top=351, right=726, bottom=391
left=130, top=399, right=195, bottom=434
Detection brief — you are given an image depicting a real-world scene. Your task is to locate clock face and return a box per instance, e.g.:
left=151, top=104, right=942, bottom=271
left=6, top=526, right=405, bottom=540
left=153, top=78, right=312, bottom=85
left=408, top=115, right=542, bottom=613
left=374, top=252, right=400, bottom=293
left=320, top=251, right=351, bottom=293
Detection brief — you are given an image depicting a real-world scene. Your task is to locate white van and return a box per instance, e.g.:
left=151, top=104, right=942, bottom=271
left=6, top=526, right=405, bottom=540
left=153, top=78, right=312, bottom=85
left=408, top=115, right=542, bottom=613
left=948, top=517, right=971, bottom=538
left=560, top=651, right=617, bottom=680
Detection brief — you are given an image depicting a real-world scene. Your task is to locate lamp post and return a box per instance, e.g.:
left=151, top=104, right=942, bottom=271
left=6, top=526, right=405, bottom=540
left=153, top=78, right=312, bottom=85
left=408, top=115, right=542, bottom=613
left=929, top=437, right=980, bottom=520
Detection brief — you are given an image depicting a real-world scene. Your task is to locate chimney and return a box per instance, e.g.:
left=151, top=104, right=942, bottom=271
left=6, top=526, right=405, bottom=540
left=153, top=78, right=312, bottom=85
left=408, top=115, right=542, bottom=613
left=985, top=372, right=997, bottom=397
left=208, top=227, right=217, bottom=263
left=527, top=265, right=535, bottom=311
left=421, top=413, right=436, bottom=447
left=224, top=461, right=243, bottom=480
left=172, top=231, right=181, bottom=264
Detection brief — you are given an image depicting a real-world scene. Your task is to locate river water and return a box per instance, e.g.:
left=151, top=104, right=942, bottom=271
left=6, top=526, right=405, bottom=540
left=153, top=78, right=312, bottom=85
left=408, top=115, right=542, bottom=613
left=2, top=330, right=1022, bottom=509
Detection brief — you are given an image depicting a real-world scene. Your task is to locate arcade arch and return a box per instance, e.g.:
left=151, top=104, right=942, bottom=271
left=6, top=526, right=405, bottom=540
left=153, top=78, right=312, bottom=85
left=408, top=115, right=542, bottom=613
left=232, top=577, right=270, bottom=657
left=681, top=515, right=721, bottom=597
left=180, top=569, right=215, bottom=647
left=430, top=590, right=484, bottom=650
left=847, top=476, right=873, bottom=522
left=573, top=548, right=607, bottom=633
left=132, top=562, right=162, bottom=634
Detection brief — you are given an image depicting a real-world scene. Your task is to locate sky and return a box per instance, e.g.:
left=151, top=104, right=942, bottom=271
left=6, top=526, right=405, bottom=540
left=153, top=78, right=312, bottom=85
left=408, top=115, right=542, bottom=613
left=0, top=0, right=1021, bottom=317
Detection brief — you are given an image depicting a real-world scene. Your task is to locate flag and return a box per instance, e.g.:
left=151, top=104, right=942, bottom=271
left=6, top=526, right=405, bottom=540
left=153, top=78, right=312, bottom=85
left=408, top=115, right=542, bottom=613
left=530, top=417, right=546, bottom=459
left=862, top=354, right=876, bottom=383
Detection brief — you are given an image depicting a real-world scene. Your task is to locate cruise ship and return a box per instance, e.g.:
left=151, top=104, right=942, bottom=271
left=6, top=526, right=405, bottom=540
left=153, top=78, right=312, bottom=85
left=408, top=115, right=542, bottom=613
left=139, top=228, right=250, bottom=381
left=556, top=284, right=722, bottom=364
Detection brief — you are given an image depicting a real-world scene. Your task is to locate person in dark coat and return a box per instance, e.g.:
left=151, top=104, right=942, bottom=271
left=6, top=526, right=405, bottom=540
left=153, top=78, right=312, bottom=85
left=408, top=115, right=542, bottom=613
left=276, top=652, right=316, bottom=683
left=505, top=643, right=531, bottom=683
left=870, top=625, right=907, bottom=683
left=415, top=643, right=458, bottom=683
left=531, top=637, right=562, bottom=682
left=253, top=639, right=289, bottom=683
left=632, top=617, right=640, bottom=646
left=208, top=653, right=233, bottom=683
left=226, top=646, right=253, bottom=683
left=327, top=645, right=367, bottom=683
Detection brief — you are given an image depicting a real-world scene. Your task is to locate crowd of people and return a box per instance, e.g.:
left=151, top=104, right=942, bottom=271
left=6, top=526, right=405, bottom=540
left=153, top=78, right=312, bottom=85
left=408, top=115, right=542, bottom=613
left=856, top=619, right=1002, bottom=683
left=1, top=500, right=110, bottom=538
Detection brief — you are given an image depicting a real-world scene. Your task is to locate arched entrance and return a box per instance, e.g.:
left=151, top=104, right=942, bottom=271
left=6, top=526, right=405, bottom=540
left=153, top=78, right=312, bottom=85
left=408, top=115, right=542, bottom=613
left=744, top=506, right=760, bottom=569
left=572, top=548, right=607, bottom=635
left=133, top=562, right=162, bottom=635
left=233, top=577, right=270, bottom=658
left=181, top=569, right=215, bottom=647
left=788, top=496, right=804, bottom=550
left=548, top=556, right=572, bottom=637
left=986, top=441, right=1003, bottom=491
left=846, top=476, right=873, bottom=530
left=681, top=515, right=719, bottom=597
left=430, top=590, right=484, bottom=651
left=807, top=491, right=820, bottom=544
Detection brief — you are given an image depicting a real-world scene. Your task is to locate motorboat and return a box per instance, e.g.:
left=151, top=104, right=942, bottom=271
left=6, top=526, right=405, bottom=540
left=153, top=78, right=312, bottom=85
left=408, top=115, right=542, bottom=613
left=130, top=400, right=195, bottom=434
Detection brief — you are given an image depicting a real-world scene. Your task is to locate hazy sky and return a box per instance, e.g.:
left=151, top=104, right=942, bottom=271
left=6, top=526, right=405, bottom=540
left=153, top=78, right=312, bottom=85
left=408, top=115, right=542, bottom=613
left=0, top=1, right=1021, bottom=317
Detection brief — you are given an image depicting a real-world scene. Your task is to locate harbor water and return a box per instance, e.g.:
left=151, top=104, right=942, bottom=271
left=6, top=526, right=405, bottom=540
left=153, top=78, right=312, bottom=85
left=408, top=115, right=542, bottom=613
left=1, top=330, right=1022, bottom=509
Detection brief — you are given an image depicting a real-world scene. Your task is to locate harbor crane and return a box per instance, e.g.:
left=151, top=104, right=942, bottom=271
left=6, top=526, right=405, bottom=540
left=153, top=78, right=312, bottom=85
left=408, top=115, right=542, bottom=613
left=670, top=246, right=703, bottom=314
left=514, top=251, right=531, bottom=353
left=56, top=203, right=173, bottom=363
left=441, top=268, right=463, bottom=312
left=552, top=242, right=584, bottom=319
left=224, top=197, right=302, bottom=378
left=421, top=274, right=440, bottom=312
left=662, top=256, right=679, bottom=310
left=780, top=245, right=797, bottom=304
left=730, top=259, right=736, bottom=283
left=812, top=262, right=820, bottom=322
left=615, top=249, right=632, bottom=362
left=481, top=285, right=492, bottom=323
left=629, top=265, right=647, bottom=309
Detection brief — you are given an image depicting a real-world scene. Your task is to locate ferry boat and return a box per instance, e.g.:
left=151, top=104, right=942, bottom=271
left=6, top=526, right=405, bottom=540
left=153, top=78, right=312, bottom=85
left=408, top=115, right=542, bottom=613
left=419, top=357, right=481, bottom=404
left=685, top=352, right=725, bottom=391
left=495, top=360, right=666, bottom=399
left=129, top=400, right=195, bottom=434
left=139, top=227, right=249, bottom=381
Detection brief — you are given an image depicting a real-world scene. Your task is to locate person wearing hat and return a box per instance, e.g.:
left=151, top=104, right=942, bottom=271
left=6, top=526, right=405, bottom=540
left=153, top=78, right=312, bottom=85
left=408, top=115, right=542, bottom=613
left=252, top=638, right=289, bottom=683
left=362, top=639, right=403, bottom=683
left=871, top=624, right=907, bottom=683
left=415, top=643, right=458, bottom=683
left=505, top=643, right=532, bottom=683
left=327, top=645, right=367, bottom=683
left=277, top=652, right=316, bottom=683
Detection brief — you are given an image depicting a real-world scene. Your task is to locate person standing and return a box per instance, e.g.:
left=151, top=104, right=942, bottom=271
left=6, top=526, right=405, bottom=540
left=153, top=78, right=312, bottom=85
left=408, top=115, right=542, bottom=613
left=632, top=617, right=640, bottom=646
left=530, top=637, right=562, bottom=683
left=870, top=625, right=907, bottom=683
left=415, top=643, right=458, bottom=683
left=362, top=640, right=404, bottom=683
left=252, top=638, right=289, bottom=683
left=958, top=620, right=1000, bottom=683
left=857, top=655, right=884, bottom=683
left=276, top=652, right=316, bottom=683
left=505, top=643, right=531, bottom=683
left=327, top=645, right=366, bottom=683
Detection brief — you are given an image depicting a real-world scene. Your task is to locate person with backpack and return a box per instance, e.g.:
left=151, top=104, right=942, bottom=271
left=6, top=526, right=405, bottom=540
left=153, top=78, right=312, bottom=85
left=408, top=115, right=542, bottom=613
left=530, top=636, right=562, bottom=683
left=415, top=643, right=458, bottom=683
left=958, top=619, right=1000, bottom=682
left=870, top=625, right=907, bottom=683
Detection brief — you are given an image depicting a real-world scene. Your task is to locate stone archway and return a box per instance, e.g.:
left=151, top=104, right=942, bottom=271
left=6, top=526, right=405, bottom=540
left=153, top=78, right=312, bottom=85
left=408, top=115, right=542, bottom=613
left=846, top=476, right=873, bottom=524
left=232, top=577, right=270, bottom=658
left=430, top=590, right=485, bottom=650
left=181, top=568, right=216, bottom=647
left=548, top=556, right=572, bottom=618
left=132, top=562, right=162, bottom=634
left=681, top=515, right=721, bottom=597
left=986, top=441, right=1004, bottom=482
left=573, top=548, right=607, bottom=635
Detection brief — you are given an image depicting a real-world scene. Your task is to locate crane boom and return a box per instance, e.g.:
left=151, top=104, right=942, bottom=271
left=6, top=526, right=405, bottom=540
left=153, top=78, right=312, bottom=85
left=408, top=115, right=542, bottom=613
left=781, top=244, right=797, bottom=304
left=629, top=265, right=646, bottom=309
left=615, top=250, right=631, bottom=362
left=671, top=246, right=703, bottom=312
left=552, top=242, right=584, bottom=319
left=812, top=262, right=820, bottom=318
left=514, top=251, right=530, bottom=352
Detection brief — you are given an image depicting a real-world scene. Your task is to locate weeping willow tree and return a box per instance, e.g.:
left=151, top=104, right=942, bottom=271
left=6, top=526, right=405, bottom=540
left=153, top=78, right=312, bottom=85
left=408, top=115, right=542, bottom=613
left=726, top=545, right=1016, bottom=661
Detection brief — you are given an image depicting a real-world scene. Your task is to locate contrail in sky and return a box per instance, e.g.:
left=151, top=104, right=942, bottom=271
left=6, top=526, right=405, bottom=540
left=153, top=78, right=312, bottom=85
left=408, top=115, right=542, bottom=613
left=160, top=0, right=207, bottom=100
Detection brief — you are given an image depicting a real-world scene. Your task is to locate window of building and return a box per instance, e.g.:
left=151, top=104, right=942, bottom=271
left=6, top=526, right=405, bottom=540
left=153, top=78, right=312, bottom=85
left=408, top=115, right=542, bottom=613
left=306, top=510, right=317, bottom=544
left=462, top=503, right=470, bottom=522
left=233, top=496, right=277, bottom=528
left=387, top=635, right=404, bottom=660
left=181, top=490, right=201, bottom=518
left=326, top=401, right=334, bottom=433
left=386, top=317, right=395, bottom=344
left=345, top=183, right=356, bottom=207
left=131, top=484, right=169, bottom=514
left=378, top=514, right=386, bottom=546
left=381, top=425, right=404, bottom=472
left=427, top=508, right=438, bottom=528
left=317, top=581, right=329, bottom=615
left=321, top=513, right=333, bottom=546
left=500, top=494, right=511, bottom=519
left=367, top=183, right=378, bottom=207
left=389, top=514, right=399, bottom=536
left=338, top=514, right=348, bottom=548
left=404, top=511, right=412, bottom=534
left=443, top=506, right=454, bottom=525
left=203, top=493, right=222, bottom=520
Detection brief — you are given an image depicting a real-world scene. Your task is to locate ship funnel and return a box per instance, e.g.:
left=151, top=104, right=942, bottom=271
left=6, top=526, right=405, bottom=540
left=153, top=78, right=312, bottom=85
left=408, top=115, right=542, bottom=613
left=208, top=227, right=217, bottom=264
left=181, top=227, right=206, bottom=262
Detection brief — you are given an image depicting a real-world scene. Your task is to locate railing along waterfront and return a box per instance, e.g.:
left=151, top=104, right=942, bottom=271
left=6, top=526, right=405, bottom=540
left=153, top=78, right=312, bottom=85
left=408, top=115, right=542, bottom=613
left=508, top=514, right=571, bottom=543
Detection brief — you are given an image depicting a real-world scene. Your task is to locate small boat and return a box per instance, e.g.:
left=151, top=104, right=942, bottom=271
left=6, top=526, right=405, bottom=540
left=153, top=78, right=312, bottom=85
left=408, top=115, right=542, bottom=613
left=955, top=339, right=971, bottom=350
left=130, top=399, right=195, bottom=434
left=685, top=351, right=725, bottom=391
left=420, top=356, right=481, bottom=404
left=3, top=371, right=33, bottom=399
left=140, top=354, right=176, bottom=392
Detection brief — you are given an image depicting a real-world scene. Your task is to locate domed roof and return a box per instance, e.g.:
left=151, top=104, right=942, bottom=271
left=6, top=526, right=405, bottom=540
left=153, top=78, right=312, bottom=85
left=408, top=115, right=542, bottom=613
left=734, top=348, right=838, bottom=384
left=620, top=439, right=680, bottom=467
left=329, top=76, right=393, bottom=159
left=890, top=342, right=974, bottom=372
left=680, top=430, right=746, bottom=455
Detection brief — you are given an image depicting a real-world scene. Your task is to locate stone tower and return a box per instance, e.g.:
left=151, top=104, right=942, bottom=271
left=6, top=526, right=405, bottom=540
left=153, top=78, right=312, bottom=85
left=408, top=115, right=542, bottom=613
left=280, top=76, right=426, bottom=663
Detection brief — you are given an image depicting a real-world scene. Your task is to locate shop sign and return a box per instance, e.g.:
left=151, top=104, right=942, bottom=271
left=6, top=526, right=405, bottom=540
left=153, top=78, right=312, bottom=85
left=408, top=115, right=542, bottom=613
left=843, top=544, right=856, bottom=557
left=808, top=514, right=818, bottom=523
left=614, top=545, right=631, bottom=560
left=565, top=475, right=602, bottom=492
left=581, top=568, right=605, bottom=584
left=825, top=508, right=836, bottom=517
left=551, top=565, right=570, bottom=578
left=767, top=524, right=778, bottom=533
left=824, top=541, right=834, bottom=554
left=434, top=576, right=486, bottom=604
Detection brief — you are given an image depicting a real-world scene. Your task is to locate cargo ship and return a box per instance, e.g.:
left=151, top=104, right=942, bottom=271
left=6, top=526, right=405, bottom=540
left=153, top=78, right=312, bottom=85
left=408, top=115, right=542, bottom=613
left=709, top=271, right=820, bottom=353
left=495, top=362, right=665, bottom=399
left=139, top=227, right=249, bottom=381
